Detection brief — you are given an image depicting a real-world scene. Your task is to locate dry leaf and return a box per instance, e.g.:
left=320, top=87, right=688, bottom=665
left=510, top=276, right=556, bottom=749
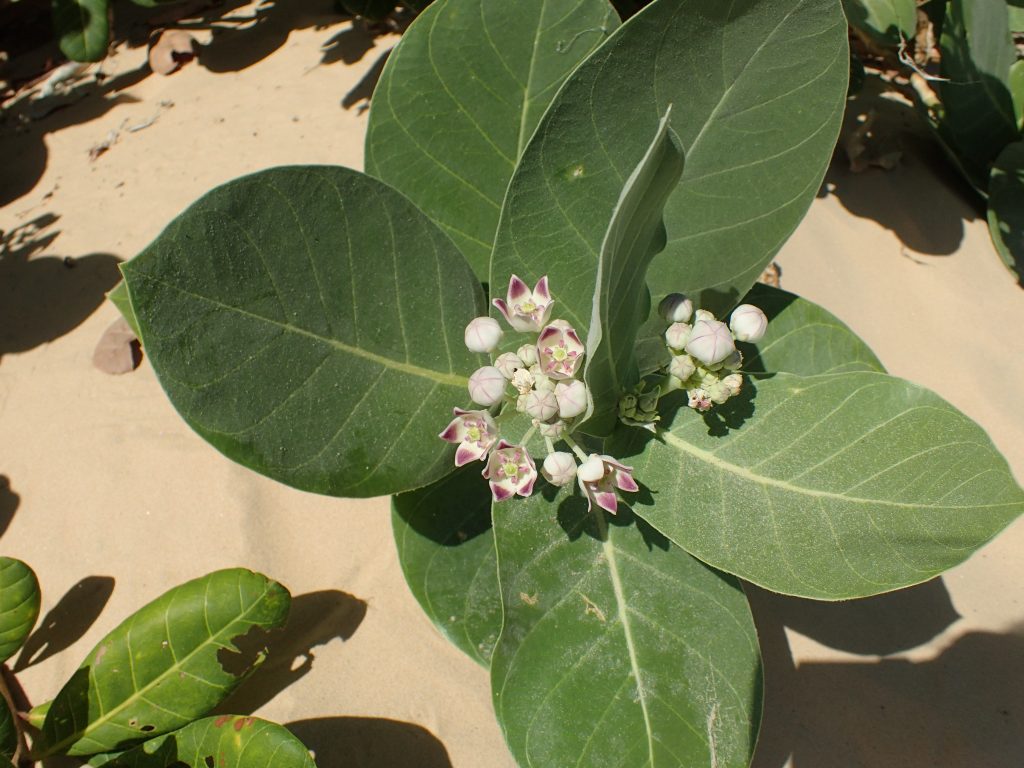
left=92, top=318, right=142, bottom=374
left=149, top=30, right=198, bottom=76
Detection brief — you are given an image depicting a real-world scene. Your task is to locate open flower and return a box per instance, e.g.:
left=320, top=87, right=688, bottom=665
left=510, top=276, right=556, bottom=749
left=576, top=454, right=639, bottom=516
left=492, top=275, right=554, bottom=332
left=439, top=408, right=499, bottom=466
left=537, top=322, right=584, bottom=379
left=483, top=440, right=537, bottom=501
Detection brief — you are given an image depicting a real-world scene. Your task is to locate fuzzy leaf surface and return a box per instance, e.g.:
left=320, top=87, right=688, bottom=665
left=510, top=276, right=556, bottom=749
left=366, top=0, right=619, bottom=277
left=842, top=0, right=917, bottom=45
left=491, top=490, right=761, bottom=768
left=35, top=569, right=290, bottom=757
left=617, top=372, right=1024, bottom=599
left=86, top=716, right=315, bottom=768
left=737, top=283, right=885, bottom=375
left=987, top=140, right=1024, bottom=283
left=581, top=108, right=684, bottom=436
left=491, top=0, right=848, bottom=332
left=121, top=166, right=485, bottom=498
left=52, top=0, right=110, bottom=62
left=0, top=556, right=41, bottom=663
left=392, top=464, right=501, bottom=666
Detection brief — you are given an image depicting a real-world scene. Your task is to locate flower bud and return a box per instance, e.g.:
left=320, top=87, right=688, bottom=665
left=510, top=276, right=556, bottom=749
left=722, top=373, right=743, bottom=396
left=531, top=368, right=555, bottom=392
left=658, top=293, right=693, bottom=323
left=494, top=352, right=524, bottom=379
left=464, top=316, right=503, bottom=353
left=685, top=318, right=736, bottom=366
left=576, top=454, right=606, bottom=483
left=668, top=353, right=696, bottom=383
left=664, top=322, right=692, bottom=351
left=687, top=388, right=712, bottom=412
left=708, top=382, right=732, bottom=404
left=524, top=389, right=559, bottom=422
left=511, top=368, right=535, bottom=395
left=554, top=380, right=588, bottom=419
left=729, top=304, right=768, bottom=342
left=694, top=309, right=715, bottom=323
left=542, top=452, right=577, bottom=486
left=538, top=420, right=565, bottom=438
left=721, top=349, right=743, bottom=371
left=468, top=366, right=506, bottom=406
left=517, top=343, right=539, bottom=366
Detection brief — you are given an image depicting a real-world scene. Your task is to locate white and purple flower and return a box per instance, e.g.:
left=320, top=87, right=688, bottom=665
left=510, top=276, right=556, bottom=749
left=438, top=408, right=499, bottom=467
left=493, top=275, right=554, bottom=332
left=537, top=321, right=585, bottom=380
left=483, top=440, right=538, bottom=501
left=576, top=454, right=639, bottom=516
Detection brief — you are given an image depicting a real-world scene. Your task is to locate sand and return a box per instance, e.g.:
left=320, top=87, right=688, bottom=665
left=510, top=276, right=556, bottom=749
left=1, top=6, right=1022, bottom=766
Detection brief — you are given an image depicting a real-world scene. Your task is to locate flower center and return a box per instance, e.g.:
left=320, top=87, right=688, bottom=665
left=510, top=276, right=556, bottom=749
left=502, top=460, right=519, bottom=478
left=466, top=425, right=481, bottom=443
left=517, top=300, right=537, bottom=315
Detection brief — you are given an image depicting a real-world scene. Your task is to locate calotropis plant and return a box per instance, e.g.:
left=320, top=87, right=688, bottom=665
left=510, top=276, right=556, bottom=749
left=109, top=0, right=1024, bottom=765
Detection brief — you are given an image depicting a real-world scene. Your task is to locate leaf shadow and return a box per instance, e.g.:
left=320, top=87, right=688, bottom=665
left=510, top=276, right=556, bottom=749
left=393, top=464, right=492, bottom=548
left=213, top=590, right=367, bottom=715
left=0, top=474, right=19, bottom=540
left=287, top=717, right=453, bottom=768
left=14, top=576, right=115, bottom=672
left=341, top=46, right=392, bottom=113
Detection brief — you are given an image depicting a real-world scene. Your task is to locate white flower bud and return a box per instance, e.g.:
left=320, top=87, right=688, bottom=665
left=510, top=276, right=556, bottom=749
left=517, top=343, right=539, bottom=366
left=665, top=322, right=692, bottom=351
left=722, top=373, right=743, bottom=396
left=524, top=389, right=559, bottom=422
left=721, top=349, right=743, bottom=370
left=494, top=352, right=524, bottom=379
left=694, top=309, right=715, bottom=323
left=658, top=293, right=693, bottom=323
left=708, top=382, right=731, bottom=404
left=577, top=454, right=606, bottom=483
left=464, top=316, right=503, bottom=353
left=668, top=353, right=696, bottom=383
left=538, top=420, right=565, bottom=438
left=685, top=318, right=736, bottom=366
left=554, top=380, right=588, bottom=419
left=729, top=304, right=768, bottom=342
left=542, top=452, right=577, bottom=486
left=511, top=368, right=535, bottom=395
left=467, top=366, right=506, bottom=406
left=531, top=369, right=555, bottom=393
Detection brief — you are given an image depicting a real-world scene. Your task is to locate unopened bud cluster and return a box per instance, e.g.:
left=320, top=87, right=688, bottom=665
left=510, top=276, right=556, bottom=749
left=440, top=275, right=638, bottom=515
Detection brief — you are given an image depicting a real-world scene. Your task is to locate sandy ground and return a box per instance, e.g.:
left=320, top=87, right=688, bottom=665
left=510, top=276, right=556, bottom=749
left=1, top=5, right=1022, bottom=767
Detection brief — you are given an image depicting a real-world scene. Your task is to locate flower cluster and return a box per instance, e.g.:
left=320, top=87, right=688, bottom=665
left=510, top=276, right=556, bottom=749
left=657, top=293, right=767, bottom=413
left=440, top=275, right=638, bottom=515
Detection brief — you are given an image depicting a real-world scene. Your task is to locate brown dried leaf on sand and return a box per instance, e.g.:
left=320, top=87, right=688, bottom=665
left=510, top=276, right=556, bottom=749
left=92, top=317, right=142, bottom=374
left=148, top=30, right=198, bottom=76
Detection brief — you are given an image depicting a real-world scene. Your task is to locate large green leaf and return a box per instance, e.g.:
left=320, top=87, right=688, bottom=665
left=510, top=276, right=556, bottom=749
left=490, top=490, right=762, bottom=768
left=937, top=0, right=1019, bottom=191
left=86, top=716, right=315, bottom=767
left=121, top=166, right=485, bottom=498
left=0, top=556, right=41, bottom=664
left=617, top=372, right=1024, bottom=600
left=392, top=464, right=501, bottom=667
left=581, top=108, right=684, bottom=436
left=738, top=283, right=885, bottom=375
left=842, top=0, right=917, bottom=46
left=107, top=281, right=140, bottom=338
left=52, top=0, right=110, bottom=62
left=0, top=696, right=15, bottom=763
left=34, top=569, right=290, bottom=757
left=366, top=0, right=619, bottom=278
left=490, top=0, right=848, bottom=332
left=987, top=140, right=1024, bottom=283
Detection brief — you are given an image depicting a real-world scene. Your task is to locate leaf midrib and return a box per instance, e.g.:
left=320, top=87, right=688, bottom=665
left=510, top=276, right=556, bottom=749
left=132, top=274, right=468, bottom=389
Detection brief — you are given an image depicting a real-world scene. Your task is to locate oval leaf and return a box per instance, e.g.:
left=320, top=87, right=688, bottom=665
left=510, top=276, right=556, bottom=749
left=737, top=283, right=885, bottom=375
left=366, top=0, right=619, bottom=277
left=617, top=372, right=1024, bottom=600
left=987, top=140, right=1024, bottom=284
left=392, top=464, right=501, bottom=666
left=491, top=491, right=762, bottom=768
left=121, top=166, right=485, bottom=498
left=52, top=0, right=111, bottom=62
left=0, top=556, right=41, bottom=664
left=35, top=569, right=290, bottom=757
left=491, top=0, right=849, bottom=331
left=86, top=716, right=315, bottom=768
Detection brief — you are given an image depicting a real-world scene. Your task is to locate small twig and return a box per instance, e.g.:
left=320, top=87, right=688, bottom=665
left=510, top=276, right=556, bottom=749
left=0, top=665, right=31, bottom=766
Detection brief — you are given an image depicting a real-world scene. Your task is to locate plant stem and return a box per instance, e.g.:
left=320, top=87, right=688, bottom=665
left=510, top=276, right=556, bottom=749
left=561, top=433, right=589, bottom=461
left=0, top=664, right=31, bottom=767
left=520, top=424, right=537, bottom=446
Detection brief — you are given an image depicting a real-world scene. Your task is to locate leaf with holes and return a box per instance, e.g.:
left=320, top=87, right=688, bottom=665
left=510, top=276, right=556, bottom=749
left=581, top=107, right=684, bottom=436
left=85, top=716, right=315, bottom=768
left=366, top=0, right=619, bottom=277
left=120, top=166, right=485, bottom=498
left=392, top=463, right=501, bottom=666
left=490, top=490, right=762, bottom=768
left=0, top=556, right=41, bottom=664
left=614, top=372, right=1024, bottom=600
left=52, top=0, right=110, bottom=62
left=33, top=569, right=290, bottom=757
left=491, top=0, right=848, bottom=331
